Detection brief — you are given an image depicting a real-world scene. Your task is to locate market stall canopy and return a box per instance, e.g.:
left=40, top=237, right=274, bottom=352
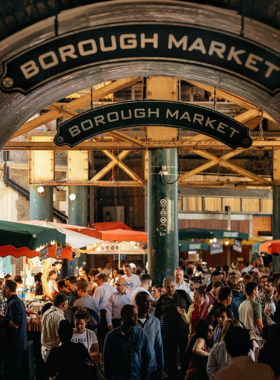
left=259, top=240, right=280, bottom=256
left=207, top=237, right=269, bottom=247
left=179, top=241, right=209, bottom=251
left=98, top=229, right=147, bottom=243
left=0, top=244, right=73, bottom=260
left=0, top=220, right=66, bottom=250
left=179, top=228, right=249, bottom=241
left=21, top=220, right=102, bottom=249
left=94, top=222, right=132, bottom=231
left=250, top=237, right=272, bottom=254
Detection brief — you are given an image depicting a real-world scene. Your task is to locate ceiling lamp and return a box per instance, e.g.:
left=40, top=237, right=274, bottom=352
left=69, top=193, right=76, bottom=201
left=37, top=186, right=44, bottom=193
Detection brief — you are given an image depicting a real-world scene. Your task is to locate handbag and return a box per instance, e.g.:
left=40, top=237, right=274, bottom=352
left=89, top=361, right=106, bottom=380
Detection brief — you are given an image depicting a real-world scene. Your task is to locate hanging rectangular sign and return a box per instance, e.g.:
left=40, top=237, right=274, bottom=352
left=223, top=231, right=239, bottom=238
left=210, top=239, right=223, bottom=255
left=188, top=253, right=199, bottom=262
left=56, top=247, right=62, bottom=259
left=54, top=100, right=252, bottom=150
left=1, top=23, right=279, bottom=95
left=233, top=239, right=242, bottom=252
left=40, top=246, right=49, bottom=261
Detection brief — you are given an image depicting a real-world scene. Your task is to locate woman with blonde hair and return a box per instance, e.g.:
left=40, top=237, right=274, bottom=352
left=206, top=319, right=255, bottom=380
left=47, top=270, right=59, bottom=296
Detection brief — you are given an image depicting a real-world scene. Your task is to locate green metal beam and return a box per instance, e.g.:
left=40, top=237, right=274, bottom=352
left=67, top=185, right=88, bottom=275
left=30, top=185, right=53, bottom=221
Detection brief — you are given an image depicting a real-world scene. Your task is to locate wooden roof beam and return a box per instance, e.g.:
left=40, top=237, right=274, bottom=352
left=185, top=80, right=275, bottom=123
left=105, top=130, right=148, bottom=148
left=12, top=77, right=140, bottom=138
left=193, top=150, right=270, bottom=184
left=102, top=150, right=145, bottom=185
left=179, top=150, right=243, bottom=181
left=90, top=150, right=131, bottom=181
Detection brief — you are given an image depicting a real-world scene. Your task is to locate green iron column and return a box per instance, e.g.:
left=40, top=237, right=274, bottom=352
left=30, top=186, right=53, bottom=221
left=148, top=148, right=178, bottom=284
left=67, top=185, right=88, bottom=275
left=273, top=185, right=280, bottom=272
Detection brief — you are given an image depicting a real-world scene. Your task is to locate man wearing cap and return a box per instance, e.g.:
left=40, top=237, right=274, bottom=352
left=41, top=293, right=69, bottom=361
left=206, top=270, right=223, bottom=292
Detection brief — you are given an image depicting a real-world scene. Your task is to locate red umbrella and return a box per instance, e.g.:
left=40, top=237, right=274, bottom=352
left=259, top=240, right=280, bottom=255
left=98, top=229, right=147, bottom=243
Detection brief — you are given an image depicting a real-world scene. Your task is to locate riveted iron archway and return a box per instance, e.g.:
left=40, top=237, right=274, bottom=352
left=0, top=1, right=280, bottom=147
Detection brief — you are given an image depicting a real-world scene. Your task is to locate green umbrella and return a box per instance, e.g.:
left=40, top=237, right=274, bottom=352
left=179, top=228, right=248, bottom=241
left=0, top=220, right=66, bottom=251
left=179, top=228, right=215, bottom=240
left=179, top=240, right=209, bottom=251
left=252, top=241, right=264, bottom=255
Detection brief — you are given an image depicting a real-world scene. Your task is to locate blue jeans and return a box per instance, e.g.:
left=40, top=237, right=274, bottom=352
left=2, top=348, right=29, bottom=380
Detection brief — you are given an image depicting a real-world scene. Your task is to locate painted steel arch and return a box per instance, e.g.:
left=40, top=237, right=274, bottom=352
left=0, top=0, right=280, bottom=148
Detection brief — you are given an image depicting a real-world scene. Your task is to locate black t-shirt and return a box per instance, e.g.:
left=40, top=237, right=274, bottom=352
left=155, top=290, right=192, bottom=338
left=41, top=342, right=92, bottom=380
left=68, top=291, right=79, bottom=306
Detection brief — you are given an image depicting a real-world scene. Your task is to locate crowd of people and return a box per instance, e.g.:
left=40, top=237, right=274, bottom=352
left=0, top=257, right=280, bottom=379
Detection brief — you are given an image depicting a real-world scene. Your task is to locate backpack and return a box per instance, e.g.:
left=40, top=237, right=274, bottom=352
left=231, top=290, right=245, bottom=319
left=66, top=306, right=100, bottom=331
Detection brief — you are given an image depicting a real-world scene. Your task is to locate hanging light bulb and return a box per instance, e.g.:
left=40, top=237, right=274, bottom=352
left=225, top=240, right=229, bottom=245
left=209, top=239, right=213, bottom=244
left=213, top=238, right=217, bottom=243
left=134, top=243, right=137, bottom=249
left=37, top=186, right=44, bottom=193
left=69, top=193, right=76, bottom=201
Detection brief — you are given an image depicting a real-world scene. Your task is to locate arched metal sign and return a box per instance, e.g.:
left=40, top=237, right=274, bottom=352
left=1, top=23, right=279, bottom=95
left=54, top=100, right=253, bottom=150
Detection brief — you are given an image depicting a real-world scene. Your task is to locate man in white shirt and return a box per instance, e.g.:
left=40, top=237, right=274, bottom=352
left=107, top=277, right=131, bottom=330
left=93, top=272, right=115, bottom=345
left=130, top=274, right=155, bottom=306
left=215, top=327, right=275, bottom=380
left=102, top=261, right=112, bottom=275
left=122, top=264, right=141, bottom=293
left=242, top=261, right=259, bottom=274
left=174, top=268, right=191, bottom=296
left=41, top=293, right=68, bottom=361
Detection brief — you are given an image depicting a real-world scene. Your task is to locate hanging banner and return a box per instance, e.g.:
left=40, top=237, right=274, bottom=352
left=54, top=100, right=252, bottom=149
left=233, top=239, right=242, bottom=252
left=1, top=23, right=279, bottom=95
left=210, top=239, right=223, bottom=255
